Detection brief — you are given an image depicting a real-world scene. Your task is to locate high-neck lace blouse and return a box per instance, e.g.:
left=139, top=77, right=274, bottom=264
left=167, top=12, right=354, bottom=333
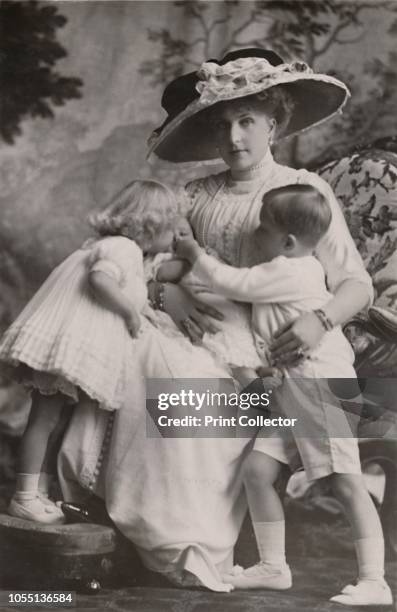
left=186, top=150, right=373, bottom=299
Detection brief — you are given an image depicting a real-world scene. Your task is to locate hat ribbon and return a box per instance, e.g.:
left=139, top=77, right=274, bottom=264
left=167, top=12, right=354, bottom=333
left=195, top=57, right=312, bottom=105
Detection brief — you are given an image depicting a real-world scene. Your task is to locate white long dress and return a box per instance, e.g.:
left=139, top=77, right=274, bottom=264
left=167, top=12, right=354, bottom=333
left=59, top=321, right=248, bottom=591
left=58, top=149, right=372, bottom=590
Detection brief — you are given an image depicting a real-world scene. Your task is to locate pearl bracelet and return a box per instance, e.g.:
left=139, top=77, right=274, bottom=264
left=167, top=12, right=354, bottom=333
left=149, top=281, right=165, bottom=311
left=313, top=308, right=334, bottom=331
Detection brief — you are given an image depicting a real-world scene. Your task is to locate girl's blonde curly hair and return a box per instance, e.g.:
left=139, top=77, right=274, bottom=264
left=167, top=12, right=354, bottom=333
left=89, top=180, right=177, bottom=250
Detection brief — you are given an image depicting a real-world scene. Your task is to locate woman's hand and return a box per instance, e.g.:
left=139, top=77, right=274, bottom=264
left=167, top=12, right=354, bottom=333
left=163, top=283, right=223, bottom=342
left=270, top=311, right=325, bottom=366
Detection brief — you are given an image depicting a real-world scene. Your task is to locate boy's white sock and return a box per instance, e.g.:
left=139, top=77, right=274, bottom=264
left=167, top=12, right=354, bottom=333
left=14, top=473, right=40, bottom=502
left=253, top=520, right=287, bottom=567
left=355, top=537, right=385, bottom=581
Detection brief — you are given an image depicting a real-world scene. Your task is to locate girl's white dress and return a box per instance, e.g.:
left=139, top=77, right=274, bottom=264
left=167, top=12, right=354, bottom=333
left=57, top=150, right=372, bottom=591
left=0, top=236, right=148, bottom=411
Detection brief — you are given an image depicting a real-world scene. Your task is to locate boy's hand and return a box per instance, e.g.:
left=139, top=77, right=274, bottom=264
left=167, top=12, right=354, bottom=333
left=175, top=238, right=202, bottom=263
left=125, top=307, right=141, bottom=338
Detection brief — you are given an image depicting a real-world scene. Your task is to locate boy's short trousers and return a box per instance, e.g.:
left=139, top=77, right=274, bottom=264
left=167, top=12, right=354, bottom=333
left=254, top=352, right=362, bottom=481
left=254, top=431, right=361, bottom=481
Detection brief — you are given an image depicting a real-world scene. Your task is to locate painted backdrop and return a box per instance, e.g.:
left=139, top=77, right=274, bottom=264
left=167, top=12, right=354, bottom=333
left=0, top=0, right=396, bottom=439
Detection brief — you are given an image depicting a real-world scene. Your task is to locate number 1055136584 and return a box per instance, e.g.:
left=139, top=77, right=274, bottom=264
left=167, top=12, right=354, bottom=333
left=2, top=591, right=75, bottom=607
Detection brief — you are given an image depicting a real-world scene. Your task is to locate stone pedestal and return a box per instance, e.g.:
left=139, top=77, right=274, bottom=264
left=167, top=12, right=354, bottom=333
left=0, top=513, right=119, bottom=590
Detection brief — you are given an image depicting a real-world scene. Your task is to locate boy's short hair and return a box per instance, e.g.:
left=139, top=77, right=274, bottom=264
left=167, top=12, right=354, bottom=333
left=261, top=184, right=331, bottom=247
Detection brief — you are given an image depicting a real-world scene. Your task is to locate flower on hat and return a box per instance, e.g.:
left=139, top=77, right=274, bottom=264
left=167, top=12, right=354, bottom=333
left=195, top=57, right=312, bottom=105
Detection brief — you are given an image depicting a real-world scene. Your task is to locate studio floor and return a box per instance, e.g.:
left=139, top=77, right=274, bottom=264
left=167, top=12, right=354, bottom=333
left=0, top=557, right=396, bottom=612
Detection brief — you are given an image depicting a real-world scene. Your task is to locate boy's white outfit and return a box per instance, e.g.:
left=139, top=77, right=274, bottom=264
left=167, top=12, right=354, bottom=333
left=192, top=251, right=362, bottom=480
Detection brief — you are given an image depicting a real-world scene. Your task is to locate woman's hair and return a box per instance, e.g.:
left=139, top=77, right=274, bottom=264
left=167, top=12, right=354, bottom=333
left=261, top=184, right=331, bottom=247
left=250, top=87, right=295, bottom=135
left=89, top=180, right=177, bottom=249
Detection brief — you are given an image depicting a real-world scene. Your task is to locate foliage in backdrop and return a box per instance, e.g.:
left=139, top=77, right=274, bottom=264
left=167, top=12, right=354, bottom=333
left=0, top=1, right=82, bottom=145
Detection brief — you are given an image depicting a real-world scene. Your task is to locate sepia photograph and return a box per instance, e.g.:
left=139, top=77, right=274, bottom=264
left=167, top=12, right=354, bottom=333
left=0, top=1, right=396, bottom=610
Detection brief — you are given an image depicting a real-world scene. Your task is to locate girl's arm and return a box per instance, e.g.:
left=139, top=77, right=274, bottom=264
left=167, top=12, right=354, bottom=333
left=156, top=259, right=192, bottom=283
left=89, top=271, right=140, bottom=337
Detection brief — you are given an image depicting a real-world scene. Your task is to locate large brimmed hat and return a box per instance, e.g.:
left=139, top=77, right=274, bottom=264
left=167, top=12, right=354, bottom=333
left=148, top=48, right=350, bottom=163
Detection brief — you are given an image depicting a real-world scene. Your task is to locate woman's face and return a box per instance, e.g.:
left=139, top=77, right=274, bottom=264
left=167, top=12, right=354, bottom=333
left=212, top=101, right=275, bottom=172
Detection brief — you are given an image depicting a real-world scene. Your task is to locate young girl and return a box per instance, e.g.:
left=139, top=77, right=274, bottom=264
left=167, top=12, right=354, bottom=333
left=0, top=179, right=177, bottom=524
left=176, top=184, right=392, bottom=607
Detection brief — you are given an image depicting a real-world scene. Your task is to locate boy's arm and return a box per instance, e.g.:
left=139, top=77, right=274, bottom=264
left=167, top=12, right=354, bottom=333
left=190, top=251, right=299, bottom=303
left=89, top=271, right=140, bottom=337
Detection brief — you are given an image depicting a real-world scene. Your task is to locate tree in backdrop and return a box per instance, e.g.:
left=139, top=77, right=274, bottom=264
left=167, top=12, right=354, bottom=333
left=0, top=0, right=83, bottom=144
left=140, top=0, right=396, bottom=167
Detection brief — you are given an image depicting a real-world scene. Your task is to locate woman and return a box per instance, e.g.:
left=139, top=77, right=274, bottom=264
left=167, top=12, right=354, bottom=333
left=58, top=48, right=373, bottom=597
left=148, top=48, right=372, bottom=355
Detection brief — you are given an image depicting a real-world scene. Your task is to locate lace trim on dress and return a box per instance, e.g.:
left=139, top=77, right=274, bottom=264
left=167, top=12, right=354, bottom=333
left=12, top=365, right=79, bottom=404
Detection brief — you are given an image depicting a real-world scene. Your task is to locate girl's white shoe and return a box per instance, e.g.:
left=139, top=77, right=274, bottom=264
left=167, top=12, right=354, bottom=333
left=8, top=497, right=65, bottom=525
left=330, top=579, right=393, bottom=606
left=37, top=492, right=64, bottom=513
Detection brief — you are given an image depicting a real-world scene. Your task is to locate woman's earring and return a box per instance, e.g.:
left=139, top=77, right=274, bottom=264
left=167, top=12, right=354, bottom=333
left=268, top=120, right=276, bottom=146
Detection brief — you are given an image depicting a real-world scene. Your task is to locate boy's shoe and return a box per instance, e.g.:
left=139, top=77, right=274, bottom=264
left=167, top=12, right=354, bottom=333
left=222, top=562, right=292, bottom=590
left=330, top=579, right=393, bottom=606
left=8, top=497, right=65, bottom=524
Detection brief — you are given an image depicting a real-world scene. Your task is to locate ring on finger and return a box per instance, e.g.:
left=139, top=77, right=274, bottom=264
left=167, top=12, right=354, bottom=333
left=182, top=317, right=201, bottom=339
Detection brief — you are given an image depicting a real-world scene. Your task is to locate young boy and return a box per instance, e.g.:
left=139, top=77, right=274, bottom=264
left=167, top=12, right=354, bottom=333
left=176, top=184, right=392, bottom=607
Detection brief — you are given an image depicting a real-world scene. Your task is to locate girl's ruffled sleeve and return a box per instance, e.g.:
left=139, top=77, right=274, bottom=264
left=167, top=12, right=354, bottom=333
left=87, top=237, right=143, bottom=287
left=300, top=171, right=374, bottom=307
